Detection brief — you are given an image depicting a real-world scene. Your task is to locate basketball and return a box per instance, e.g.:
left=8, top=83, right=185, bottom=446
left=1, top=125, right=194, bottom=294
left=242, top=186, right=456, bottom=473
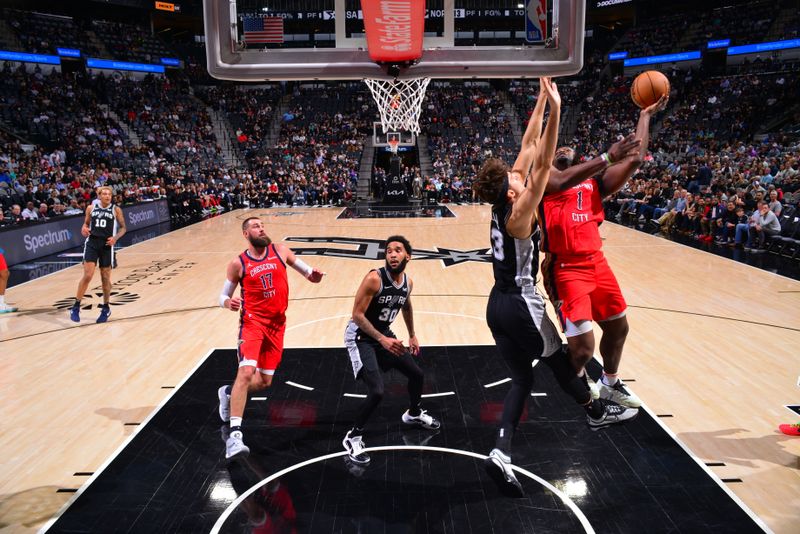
left=631, top=70, right=670, bottom=109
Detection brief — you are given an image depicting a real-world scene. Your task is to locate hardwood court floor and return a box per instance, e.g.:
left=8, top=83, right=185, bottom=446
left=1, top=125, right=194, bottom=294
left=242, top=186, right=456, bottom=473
left=1, top=206, right=798, bottom=533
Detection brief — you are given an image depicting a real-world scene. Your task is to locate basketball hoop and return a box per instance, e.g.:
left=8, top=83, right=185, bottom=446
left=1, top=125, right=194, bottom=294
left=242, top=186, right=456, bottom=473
left=365, top=77, right=431, bottom=135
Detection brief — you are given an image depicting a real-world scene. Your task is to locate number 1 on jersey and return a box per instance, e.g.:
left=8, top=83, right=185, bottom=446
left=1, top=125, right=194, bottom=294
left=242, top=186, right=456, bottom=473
left=576, top=190, right=583, bottom=211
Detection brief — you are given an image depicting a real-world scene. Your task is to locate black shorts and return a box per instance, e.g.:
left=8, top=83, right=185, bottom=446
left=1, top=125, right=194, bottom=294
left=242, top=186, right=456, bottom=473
left=486, top=285, right=561, bottom=363
left=83, top=237, right=114, bottom=268
left=344, top=321, right=403, bottom=378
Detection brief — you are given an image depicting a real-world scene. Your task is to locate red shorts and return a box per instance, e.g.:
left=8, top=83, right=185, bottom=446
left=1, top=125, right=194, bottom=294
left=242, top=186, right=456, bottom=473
left=544, top=252, right=627, bottom=334
left=238, top=319, right=286, bottom=374
left=0, top=252, right=6, bottom=271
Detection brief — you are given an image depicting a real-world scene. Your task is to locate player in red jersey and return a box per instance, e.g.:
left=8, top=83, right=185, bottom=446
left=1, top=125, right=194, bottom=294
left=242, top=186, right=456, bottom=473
left=539, top=95, right=667, bottom=409
left=217, top=216, right=324, bottom=460
left=0, top=250, right=17, bottom=313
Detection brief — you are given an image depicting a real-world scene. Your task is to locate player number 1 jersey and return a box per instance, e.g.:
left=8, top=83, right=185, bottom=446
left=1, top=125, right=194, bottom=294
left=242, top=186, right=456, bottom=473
left=539, top=177, right=606, bottom=256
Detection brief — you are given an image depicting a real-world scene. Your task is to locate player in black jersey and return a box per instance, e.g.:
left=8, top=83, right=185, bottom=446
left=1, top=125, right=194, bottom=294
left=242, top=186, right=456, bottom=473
left=342, top=235, right=440, bottom=465
left=473, top=79, right=636, bottom=496
left=69, top=186, right=126, bottom=323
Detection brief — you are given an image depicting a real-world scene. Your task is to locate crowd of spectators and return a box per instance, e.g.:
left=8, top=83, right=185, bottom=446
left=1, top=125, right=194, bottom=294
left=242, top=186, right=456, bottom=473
left=2, top=2, right=800, bottom=267
left=607, top=0, right=789, bottom=59
left=586, top=61, right=800, bottom=253
left=1, top=9, right=177, bottom=65
left=201, top=84, right=369, bottom=207
left=419, top=83, right=516, bottom=204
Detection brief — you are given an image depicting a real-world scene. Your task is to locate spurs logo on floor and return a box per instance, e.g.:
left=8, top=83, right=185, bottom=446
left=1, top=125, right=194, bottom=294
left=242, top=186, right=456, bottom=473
left=284, top=237, right=492, bottom=267
left=54, top=291, right=140, bottom=310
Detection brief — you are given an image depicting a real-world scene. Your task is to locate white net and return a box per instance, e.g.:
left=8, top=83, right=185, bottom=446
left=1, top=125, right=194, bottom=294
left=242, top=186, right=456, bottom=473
left=364, top=77, right=431, bottom=135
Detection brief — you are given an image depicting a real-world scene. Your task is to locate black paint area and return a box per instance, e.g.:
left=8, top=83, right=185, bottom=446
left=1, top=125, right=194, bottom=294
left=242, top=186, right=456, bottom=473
left=47, top=346, right=764, bottom=533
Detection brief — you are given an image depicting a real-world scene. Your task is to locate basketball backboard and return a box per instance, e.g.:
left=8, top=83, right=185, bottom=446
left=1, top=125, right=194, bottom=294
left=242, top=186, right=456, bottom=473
left=373, top=123, right=415, bottom=147
left=203, top=0, right=586, bottom=81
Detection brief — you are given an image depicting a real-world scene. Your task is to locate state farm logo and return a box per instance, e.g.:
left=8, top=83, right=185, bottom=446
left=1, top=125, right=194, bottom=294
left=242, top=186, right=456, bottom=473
left=54, top=291, right=140, bottom=310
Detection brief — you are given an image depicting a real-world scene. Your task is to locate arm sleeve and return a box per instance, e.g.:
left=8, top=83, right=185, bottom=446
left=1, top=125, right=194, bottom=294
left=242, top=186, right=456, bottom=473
left=219, top=279, right=236, bottom=308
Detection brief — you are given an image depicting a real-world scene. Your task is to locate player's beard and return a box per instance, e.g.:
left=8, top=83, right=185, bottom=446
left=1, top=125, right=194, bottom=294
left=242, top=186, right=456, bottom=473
left=385, top=258, right=408, bottom=275
left=554, top=156, right=571, bottom=171
left=248, top=235, right=272, bottom=249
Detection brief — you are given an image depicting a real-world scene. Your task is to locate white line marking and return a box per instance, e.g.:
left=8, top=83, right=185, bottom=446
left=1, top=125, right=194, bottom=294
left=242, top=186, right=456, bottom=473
left=484, top=377, right=511, bottom=388
left=39, top=348, right=218, bottom=533
left=344, top=393, right=367, bottom=398
left=421, top=391, right=455, bottom=398
left=286, top=314, right=352, bottom=332
left=209, top=445, right=594, bottom=534
left=251, top=397, right=268, bottom=401
left=286, top=381, right=314, bottom=391
left=531, top=393, right=547, bottom=397
left=590, top=353, right=770, bottom=532
left=628, top=372, right=773, bottom=533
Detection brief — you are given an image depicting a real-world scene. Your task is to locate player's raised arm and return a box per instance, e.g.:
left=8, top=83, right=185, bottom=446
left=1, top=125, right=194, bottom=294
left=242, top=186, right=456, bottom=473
left=601, top=95, right=668, bottom=195
left=528, top=78, right=561, bottom=207
left=546, top=135, right=641, bottom=193
left=506, top=78, right=560, bottom=238
left=511, top=79, right=547, bottom=181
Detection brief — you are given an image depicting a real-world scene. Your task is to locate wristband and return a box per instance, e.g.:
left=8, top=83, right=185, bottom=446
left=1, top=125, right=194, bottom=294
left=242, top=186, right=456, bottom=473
left=219, top=279, right=235, bottom=308
left=291, top=258, right=314, bottom=278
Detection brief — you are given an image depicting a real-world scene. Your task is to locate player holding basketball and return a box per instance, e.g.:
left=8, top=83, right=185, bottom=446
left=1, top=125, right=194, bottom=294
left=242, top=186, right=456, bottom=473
left=341, top=235, right=440, bottom=466
left=217, top=217, right=324, bottom=460
left=473, top=78, right=637, bottom=496
left=69, top=186, right=126, bottom=323
left=540, top=94, right=668, bottom=409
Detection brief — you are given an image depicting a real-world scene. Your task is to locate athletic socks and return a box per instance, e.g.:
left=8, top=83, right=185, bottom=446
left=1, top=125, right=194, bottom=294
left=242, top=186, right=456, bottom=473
left=408, top=406, right=421, bottom=417
left=230, top=417, right=243, bottom=438
left=224, top=385, right=232, bottom=396
left=601, top=372, right=619, bottom=387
